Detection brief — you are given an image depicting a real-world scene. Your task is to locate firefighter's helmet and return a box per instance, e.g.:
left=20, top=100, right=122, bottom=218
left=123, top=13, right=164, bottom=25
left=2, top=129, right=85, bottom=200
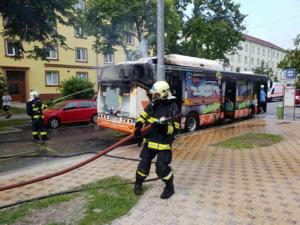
left=149, top=81, right=172, bottom=101
left=29, top=90, right=40, bottom=101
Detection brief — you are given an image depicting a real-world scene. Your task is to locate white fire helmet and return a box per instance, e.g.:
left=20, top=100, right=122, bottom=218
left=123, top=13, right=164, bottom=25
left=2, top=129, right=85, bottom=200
left=29, top=90, right=40, bottom=101
left=149, top=81, right=172, bottom=101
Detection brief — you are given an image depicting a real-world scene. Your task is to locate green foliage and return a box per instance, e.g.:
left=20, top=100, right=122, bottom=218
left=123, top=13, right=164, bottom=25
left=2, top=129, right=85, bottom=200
left=82, top=0, right=182, bottom=59
left=213, top=133, right=282, bottom=150
left=60, top=77, right=95, bottom=99
left=0, top=0, right=77, bottom=59
left=253, top=61, right=274, bottom=80
left=180, top=0, right=246, bottom=63
left=0, top=76, right=7, bottom=106
left=278, top=34, right=300, bottom=88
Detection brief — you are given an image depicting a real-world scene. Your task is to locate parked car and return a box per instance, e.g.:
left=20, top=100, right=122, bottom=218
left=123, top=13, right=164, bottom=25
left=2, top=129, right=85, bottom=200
left=43, top=99, right=97, bottom=129
left=295, top=90, right=300, bottom=105
left=267, top=81, right=284, bottom=101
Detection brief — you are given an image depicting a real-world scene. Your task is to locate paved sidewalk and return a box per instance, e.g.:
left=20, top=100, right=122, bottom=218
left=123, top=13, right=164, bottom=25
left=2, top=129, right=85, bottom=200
left=0, top=118, right=300, bottom=225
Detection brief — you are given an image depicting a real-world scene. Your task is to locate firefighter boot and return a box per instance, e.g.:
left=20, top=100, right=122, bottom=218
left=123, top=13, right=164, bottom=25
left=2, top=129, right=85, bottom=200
left=160, top=178, right=175, bottom=199
left=134, top=181, right=143, bottom=195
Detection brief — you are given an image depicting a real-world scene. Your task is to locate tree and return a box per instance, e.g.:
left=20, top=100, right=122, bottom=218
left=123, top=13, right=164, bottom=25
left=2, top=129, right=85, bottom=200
left=253, top=61, right=274, bottom=80
left=60, top=77, right=95, bottom=99
left=82, top=0, right=182, bottom=60
left=278, top=34, right=300, bottom=88
left=180, top=0, right=246, bottom=64
left=0, top=0, right=77, bottom=59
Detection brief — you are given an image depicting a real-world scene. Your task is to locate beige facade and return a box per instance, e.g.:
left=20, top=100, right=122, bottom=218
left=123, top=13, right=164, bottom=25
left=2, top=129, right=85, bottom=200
left=224, top=34, right=286, bottom=80
left=0, top=18, right=137, bottom=102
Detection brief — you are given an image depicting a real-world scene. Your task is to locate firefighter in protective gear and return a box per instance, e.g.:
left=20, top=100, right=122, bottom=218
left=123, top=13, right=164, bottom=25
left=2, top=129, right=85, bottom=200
left=134, top=81, right=180, bottom=199
left=26, top=91, right=49, bottom=141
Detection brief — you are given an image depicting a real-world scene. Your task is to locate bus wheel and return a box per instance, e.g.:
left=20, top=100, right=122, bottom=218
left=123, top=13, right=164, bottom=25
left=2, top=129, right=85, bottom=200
left=185, top=114, right=199, bottom=132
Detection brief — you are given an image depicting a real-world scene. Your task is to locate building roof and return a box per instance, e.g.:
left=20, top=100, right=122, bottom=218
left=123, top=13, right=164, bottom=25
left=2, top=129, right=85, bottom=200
left=243, top=33, right=285, bottom=51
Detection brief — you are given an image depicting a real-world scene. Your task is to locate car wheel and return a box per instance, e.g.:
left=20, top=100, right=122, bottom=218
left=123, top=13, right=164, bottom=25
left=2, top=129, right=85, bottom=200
left=49, top=118, right=60, bottom=129
left=91, top=114, right=97, bottom=124
left=185, top=113, right=199, bottom=132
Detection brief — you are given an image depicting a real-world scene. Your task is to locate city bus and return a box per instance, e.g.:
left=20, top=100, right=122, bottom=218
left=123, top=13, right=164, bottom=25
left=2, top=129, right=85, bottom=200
left=96, top=54, right=268, bottom=133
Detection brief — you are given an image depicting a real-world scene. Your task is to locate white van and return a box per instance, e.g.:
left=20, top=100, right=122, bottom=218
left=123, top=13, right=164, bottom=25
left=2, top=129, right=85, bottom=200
left=267, top=81, right=284, bottom=101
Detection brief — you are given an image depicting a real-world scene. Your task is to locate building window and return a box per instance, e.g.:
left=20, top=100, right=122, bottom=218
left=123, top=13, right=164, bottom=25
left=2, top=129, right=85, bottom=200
left=126, top=33, right=134, bottom=45
left=251, top=57, right=254, bottom=65
left=244, top=68, right=248, bottom=71
left=268, top=50, right=270, bottom=57
left=104, top=54, right=113, bottom=63
left=257, top=47, right=260, bottom=55
left=272, top=52, right=275, bottom=58
left=75, top=0, right=86, bottom=10
left=252, top=46, right=255, bottom=53
left=263, top=49, right=265, bottom=56
left=76, top=48, right=87, bottom=62
left=74, top=25, right=86, bottom=38
left=76, top=72, right=88, bottom=79
left=45, top=71, right=59, bottom=86
left=238, top=55, right=241, bottom=63
left=257, top=58, right=260, bottom=65
left=230, top=66, right=234, bottom=72
left=5, top=40, right=22, bottom=57
left=277, top=52, right=279, bottom=59
left=245, top=44, right=248, bottom=52
left=244, top=56, right=248, bottom=64
left=45, top=46, right=58, bottom=60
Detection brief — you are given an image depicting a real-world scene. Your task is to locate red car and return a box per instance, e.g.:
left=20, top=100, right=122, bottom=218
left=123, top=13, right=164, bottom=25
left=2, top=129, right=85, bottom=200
left=43, top=99, right=97, bottom=129
left=295, top=90, right=300, bottom=105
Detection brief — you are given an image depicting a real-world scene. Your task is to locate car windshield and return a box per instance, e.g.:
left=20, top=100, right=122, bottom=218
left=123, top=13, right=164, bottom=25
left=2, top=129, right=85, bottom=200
left=49, top=101, right=66, bottom=109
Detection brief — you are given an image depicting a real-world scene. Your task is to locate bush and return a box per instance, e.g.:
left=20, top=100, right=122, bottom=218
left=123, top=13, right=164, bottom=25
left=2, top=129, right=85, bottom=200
left=0, top=76, right=7, bottom=106
left=60, top=77, right=95, bottom=99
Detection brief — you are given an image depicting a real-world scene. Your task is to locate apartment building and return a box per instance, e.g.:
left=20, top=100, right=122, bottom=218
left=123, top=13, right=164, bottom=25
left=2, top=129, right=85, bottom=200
left=0, top=1, right=136, bottom=102
left=224, top=34, right=286, bottom=79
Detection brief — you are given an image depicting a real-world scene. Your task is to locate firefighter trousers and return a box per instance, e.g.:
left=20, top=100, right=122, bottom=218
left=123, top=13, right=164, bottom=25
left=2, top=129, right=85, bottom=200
left=136, top=144, right=173, bottom=182
left=32, top=118, right=48, bottom=140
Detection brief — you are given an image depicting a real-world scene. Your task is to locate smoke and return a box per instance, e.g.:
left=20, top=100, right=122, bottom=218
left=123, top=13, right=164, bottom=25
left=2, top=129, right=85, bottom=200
left=137, top=39, right=149, bottom=58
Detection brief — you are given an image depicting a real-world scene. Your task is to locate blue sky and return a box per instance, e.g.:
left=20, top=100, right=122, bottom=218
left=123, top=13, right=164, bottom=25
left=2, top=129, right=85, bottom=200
left=234, top=0, right=300, bottom=49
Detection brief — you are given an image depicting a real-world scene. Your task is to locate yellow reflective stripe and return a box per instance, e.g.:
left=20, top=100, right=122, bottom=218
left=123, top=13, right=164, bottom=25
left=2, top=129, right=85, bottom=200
left=32, top=104, right=35, bottom=107
left=148, top=142, right=171, bottom=150
left=163, top=171, right=173, bottom=181
left=42, top=104, right=47, bottom=109
left=40, top=132, right=47, bottom=135
left=174, top=122, right=180, bottom=129
left=140, top=111, right=148, bottom=118
left=136, top=117, right=145, bottom=123
left=33, top=115, right=40, bottom=119
left=148, top=117, right=158, bottom=123
left=32, top=132, right=38, bottom=135
left=137, top=170, right=147, bottom=177
left=167, top=124, right=174, bottom=135
left=32, top=107, right=39, bottom=111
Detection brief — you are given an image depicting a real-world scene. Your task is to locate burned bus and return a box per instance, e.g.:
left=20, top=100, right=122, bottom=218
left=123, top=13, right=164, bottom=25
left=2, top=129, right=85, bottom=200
left=97, top=54, right=267, bottom=133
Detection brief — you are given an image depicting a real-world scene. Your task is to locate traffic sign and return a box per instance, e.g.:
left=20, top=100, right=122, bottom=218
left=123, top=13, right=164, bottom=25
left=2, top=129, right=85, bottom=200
left=284, top=69, right=296, bottom=79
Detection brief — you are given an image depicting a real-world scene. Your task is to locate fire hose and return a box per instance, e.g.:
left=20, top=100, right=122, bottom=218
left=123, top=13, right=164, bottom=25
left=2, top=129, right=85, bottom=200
left=0, top=126, right=152, bottom=192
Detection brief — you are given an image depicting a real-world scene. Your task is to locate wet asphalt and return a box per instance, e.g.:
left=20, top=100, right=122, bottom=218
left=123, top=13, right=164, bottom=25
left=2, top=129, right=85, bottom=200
left=0, top=124, right=128, bottom=174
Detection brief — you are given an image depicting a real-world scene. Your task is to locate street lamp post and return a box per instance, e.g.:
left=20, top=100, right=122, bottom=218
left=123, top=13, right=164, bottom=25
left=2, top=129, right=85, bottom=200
left=157, top=0, right=165, bottom=81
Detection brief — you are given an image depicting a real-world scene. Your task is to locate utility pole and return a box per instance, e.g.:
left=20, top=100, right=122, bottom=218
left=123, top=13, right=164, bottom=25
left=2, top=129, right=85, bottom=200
left=157, top=0, right=165, bottom=81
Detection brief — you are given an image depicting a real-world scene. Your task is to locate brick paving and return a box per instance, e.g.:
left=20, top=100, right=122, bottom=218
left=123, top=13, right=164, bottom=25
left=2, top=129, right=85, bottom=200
left=0, top=118, right=300, bottom=225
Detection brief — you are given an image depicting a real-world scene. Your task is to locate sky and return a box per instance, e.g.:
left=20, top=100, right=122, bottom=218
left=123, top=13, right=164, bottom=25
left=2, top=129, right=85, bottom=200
left=233, top=0, right=300, bottom=50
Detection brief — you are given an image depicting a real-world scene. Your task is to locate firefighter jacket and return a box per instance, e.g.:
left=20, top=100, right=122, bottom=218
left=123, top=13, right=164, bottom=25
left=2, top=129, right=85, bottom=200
left=136, top=98, right=180, bottom=150
left=27, top=99, right=47, bottom=119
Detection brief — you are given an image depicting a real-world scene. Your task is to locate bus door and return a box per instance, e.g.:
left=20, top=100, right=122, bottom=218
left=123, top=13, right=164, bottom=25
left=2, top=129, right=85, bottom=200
left=166, top=69, right=182, bottom=108
left=224, top=81, right=236, bottom=118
